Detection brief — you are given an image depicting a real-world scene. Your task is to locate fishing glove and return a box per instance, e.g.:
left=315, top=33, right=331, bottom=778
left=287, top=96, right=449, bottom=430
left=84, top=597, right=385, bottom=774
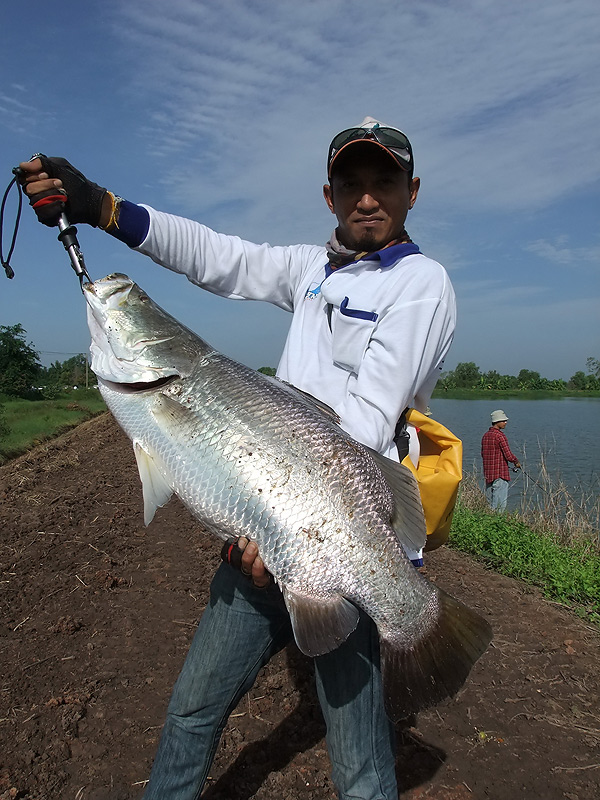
left=27, top=156, right=107, bottom=228
left=221, top=539, right=245, bottom=571
left=220, top=539, right=272, bottom=588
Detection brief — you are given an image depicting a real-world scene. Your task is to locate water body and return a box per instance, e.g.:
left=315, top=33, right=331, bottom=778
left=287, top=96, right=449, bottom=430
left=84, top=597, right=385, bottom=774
left=428, top=397, right=600, bottom=514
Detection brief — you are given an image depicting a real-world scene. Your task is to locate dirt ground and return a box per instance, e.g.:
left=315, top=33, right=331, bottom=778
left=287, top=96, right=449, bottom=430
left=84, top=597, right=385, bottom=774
left=1, top=413, right=599, bottom=800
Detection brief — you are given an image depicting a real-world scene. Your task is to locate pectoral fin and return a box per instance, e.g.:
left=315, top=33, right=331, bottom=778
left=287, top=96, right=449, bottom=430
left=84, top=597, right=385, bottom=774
left=133, top=440, right=174, bottom=525
left=282, top=586, right=360, bottom=656
left=366, top=448, right=427, bottom=552
left=151, top=392, right=202, bottom=433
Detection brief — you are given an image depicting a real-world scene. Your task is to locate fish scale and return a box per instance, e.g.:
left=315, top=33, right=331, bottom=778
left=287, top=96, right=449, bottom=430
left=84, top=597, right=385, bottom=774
left=85, top=273, right=492, bottom=720
left=101, top=363, right=401, bottom=606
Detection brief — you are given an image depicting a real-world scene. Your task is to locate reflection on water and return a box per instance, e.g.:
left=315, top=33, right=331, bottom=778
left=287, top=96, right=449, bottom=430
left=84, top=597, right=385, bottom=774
left=428, top=397, right=600, bottom=514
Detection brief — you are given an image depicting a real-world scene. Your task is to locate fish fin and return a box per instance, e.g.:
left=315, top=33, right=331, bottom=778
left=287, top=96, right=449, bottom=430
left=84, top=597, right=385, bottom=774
left=151, top=392, right=199, bottom=430
left=282, top=587, right=360, bottom=656
left=273, top=378, right=342, bottom=425
left=365, top=448, right=427, bottom=552
left=133, top=440, right=174, bottom=525
left=379, top=590, right=493, bottom=721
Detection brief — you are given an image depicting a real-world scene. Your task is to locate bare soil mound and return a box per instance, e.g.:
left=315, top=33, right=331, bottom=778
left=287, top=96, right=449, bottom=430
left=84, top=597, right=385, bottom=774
left=1, top=414, right=598, bottom=799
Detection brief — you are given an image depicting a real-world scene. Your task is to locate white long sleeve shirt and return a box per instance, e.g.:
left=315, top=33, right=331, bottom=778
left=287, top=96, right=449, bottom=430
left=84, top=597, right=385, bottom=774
left=136, top=207, right=456, bottom=462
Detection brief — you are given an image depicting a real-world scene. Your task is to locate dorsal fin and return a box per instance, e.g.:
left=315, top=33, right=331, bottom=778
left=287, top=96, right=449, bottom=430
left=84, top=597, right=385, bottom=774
left=365, top=447, right=427, bottom=552
left=271, top=378, right=341, bottom=425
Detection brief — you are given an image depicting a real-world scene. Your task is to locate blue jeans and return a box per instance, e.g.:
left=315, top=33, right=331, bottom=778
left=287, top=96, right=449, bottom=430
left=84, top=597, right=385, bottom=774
left=485, top=478, right=509, bottom=510
left=143, top=563, right=397, bottom=800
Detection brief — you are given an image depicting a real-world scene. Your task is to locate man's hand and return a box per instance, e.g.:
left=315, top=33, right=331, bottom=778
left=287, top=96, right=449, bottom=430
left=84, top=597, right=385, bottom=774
left=18, top=157, right=109, bottom=228
left=19, top=158, right=67, bottom=226
left=220, top=537, right=272, bottom=589
left=19, top=157, right=59, bottom=196
left=238, top=537, right=272, bottom=588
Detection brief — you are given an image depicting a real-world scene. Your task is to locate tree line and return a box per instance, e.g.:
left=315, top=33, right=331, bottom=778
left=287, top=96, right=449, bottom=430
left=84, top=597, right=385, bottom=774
left=0, top=324, right=94, bottom=399
left=1, top=323, right=599, bottom=401
left=438, top=359, right=600, bottom=392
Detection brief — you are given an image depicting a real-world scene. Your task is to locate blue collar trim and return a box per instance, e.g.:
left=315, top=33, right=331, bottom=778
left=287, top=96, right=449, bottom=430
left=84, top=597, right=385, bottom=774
left=324, top=242, right=420, bottom=277
left=363, top=241, right=421, bottom=267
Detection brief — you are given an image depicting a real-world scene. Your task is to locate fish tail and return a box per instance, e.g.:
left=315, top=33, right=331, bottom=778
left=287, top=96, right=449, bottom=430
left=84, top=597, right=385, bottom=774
left=379, top=590, right=492, bottom=721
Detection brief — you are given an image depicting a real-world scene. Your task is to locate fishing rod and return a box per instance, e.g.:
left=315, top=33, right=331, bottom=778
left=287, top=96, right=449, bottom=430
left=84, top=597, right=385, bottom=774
left=1, top=162, right=93, bottom=288
left=513, top=464, right=593, bottom=518
left=511, top=465, right=547, bottom=493
left=512, top=464, right=560, bottom=499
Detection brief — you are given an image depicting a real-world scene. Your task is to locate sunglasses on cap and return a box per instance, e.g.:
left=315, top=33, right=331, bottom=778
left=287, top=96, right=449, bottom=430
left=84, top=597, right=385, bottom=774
left=327, top=126, right=413, bottom=176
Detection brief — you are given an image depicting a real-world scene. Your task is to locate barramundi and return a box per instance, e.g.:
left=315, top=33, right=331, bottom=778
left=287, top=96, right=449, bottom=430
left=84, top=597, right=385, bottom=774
left=84, top=273, right=492, bottom=720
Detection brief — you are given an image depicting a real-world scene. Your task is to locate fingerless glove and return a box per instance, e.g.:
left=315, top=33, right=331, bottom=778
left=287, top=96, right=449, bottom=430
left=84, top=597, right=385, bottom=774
left=29, top=156, right=107, bottom=227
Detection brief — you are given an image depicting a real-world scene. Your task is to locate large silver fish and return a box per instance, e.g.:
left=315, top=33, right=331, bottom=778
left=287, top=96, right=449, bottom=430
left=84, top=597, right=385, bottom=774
left=84, top=273, right=492, bottom=720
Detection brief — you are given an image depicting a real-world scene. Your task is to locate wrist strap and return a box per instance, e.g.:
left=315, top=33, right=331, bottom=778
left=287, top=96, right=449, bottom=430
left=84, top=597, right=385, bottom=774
left=100, top=192, right=123, bottom=232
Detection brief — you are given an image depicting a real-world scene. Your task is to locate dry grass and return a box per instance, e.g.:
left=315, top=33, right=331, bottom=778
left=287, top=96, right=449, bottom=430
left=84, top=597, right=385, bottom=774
left=518, top=451, right=599, bottom=546
left=459, top=459, right=600, bottom=550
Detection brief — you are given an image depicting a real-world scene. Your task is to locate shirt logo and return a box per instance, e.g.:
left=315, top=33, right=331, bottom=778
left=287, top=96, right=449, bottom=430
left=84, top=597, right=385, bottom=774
left=304, top=281, right=322, bottom=300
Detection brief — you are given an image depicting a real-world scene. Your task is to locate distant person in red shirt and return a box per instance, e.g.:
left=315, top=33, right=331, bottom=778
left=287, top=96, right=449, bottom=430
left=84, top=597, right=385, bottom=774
left=481, top=410, right=521, bottom=510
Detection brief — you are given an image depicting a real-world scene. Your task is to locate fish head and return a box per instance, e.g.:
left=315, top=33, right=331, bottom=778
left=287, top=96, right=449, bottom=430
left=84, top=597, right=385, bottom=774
left=84, top=273, right=210, bottom=386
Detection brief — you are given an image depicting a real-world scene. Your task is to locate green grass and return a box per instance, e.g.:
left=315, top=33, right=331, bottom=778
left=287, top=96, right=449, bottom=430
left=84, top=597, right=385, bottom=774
left=0, top=390, right=107, bottom=464
left=449, top=501, right=600, bottom=624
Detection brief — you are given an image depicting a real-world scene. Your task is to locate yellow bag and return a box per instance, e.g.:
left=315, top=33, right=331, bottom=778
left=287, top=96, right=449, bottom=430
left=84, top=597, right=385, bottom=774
left=401, top=408, right=462, bottom=551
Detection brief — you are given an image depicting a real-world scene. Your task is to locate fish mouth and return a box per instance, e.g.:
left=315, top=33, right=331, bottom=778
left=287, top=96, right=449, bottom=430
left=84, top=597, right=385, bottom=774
left=84, top=275, right=182, bottom=385
left=98, top=374, right=180, bottom=394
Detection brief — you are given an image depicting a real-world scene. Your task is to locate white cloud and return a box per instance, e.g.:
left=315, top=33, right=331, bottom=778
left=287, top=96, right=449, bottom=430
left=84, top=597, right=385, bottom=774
left=0, top=90, right=56, bottom=135
left=109, top=0, right=600, bottom=217
left=525, top=238, right=600, bottom=268
left=1, top=0, right=598, bottom=383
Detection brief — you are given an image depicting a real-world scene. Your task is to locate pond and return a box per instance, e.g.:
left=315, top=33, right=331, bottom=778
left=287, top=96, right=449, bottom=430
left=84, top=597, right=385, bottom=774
left=427, top=397, right=600, bottom=514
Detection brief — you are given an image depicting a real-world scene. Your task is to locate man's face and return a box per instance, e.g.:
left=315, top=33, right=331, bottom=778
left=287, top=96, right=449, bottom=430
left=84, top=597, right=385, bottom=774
left=323, top=144, right=420, bottom=252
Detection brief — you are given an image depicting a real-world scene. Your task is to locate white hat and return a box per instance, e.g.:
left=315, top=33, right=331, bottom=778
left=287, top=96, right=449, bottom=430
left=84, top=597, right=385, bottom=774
left=491, top=409, right=509, bottom=423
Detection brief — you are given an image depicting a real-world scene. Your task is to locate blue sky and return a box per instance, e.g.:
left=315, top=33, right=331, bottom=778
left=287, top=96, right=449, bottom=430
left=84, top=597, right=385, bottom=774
left=1, top=0, right=598, bottom=380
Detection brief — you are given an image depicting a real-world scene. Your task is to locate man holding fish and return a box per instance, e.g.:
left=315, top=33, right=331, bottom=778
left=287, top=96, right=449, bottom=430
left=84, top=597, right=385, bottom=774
left=19, top=118, right=473, bottom=800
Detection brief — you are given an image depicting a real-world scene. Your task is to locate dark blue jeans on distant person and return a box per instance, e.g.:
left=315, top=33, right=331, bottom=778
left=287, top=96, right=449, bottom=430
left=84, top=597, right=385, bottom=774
left=485, top=477, right=509, bottom=511
left=143, top=562, right=397, bottom=800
